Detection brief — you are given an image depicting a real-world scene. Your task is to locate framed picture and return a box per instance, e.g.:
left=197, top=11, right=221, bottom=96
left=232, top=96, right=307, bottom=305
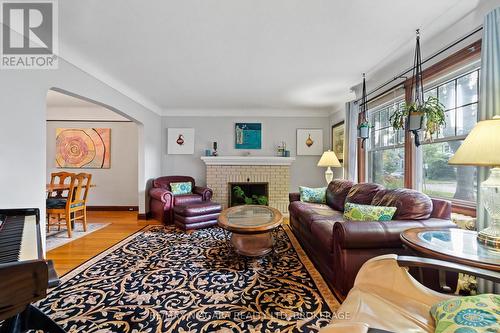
left=56, top=128, right=111, bottom=168
left=235, top=123, right=262, bottom=149
left=331, top=121, right=345, bottom=163
left=297, top=129, right=323, bottom=155
left=168, top=128, right=195, bottom=154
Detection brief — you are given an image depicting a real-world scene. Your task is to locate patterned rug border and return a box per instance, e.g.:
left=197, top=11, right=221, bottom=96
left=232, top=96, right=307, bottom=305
left=282, top=225, right=340, bottom=311
left=55, top=225, right=340, bottom=311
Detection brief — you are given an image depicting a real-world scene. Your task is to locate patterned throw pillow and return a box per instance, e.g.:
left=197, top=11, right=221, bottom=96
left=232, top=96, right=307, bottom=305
left=343, top=202, right=397, bottom=221
left=170, top=182, right=192, bottom=195
left=430, top=294, right=499, bottom=333
left=299, top=186, right=326, bottom=204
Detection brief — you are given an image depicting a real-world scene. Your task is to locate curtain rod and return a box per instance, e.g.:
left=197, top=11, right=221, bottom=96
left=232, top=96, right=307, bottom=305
left=355, top=26, right=484, bottom=105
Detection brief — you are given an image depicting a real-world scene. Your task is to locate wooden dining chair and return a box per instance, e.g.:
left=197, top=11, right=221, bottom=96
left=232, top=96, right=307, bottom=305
left=78, top=173, right=92, bottom=228
left=46, top=173, right=90, bottom=238
left=47, top=172, right=74, bottom=199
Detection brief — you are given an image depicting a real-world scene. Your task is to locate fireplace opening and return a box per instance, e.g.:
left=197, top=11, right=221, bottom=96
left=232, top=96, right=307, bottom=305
left=229, top=182, right=269, bottom=207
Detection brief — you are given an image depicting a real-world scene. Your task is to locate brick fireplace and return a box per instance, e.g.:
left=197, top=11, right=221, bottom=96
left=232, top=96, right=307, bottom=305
left=201, top=156, right=295, bottom=213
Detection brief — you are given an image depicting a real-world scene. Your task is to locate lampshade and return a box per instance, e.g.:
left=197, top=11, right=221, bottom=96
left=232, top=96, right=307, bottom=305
left=448, top=117, right=500, bottom=167
left=317, top=150, right=341, bottom=167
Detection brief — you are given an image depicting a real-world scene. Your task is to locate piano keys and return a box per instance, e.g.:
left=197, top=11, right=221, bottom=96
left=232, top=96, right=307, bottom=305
left=0, top=211, right=42, bottom=264
left=0, top=208, right=64, bottom=333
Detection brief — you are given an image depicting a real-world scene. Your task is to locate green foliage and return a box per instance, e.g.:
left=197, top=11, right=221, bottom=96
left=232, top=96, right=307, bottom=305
left=232, top=186, right=246, bottom=199
left=423, top=144, right=456, bottom=181
left=389, top=96, right=446, bottom=141
left=232, top=186, right=268, bottom=206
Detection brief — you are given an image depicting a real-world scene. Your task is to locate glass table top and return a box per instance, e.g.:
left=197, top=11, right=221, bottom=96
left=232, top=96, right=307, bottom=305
left=417, top=229, right=500, bottom=264
left=224, top=205, right=277, bottom=228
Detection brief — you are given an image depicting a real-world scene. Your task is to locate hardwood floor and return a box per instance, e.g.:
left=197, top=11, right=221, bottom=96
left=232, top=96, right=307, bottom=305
left=46, top=211, right=160, bottom=276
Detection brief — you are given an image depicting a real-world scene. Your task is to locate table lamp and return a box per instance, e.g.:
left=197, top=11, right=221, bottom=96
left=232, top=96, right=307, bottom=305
left=448, top=116, right=500, bottom=249
left=317, top=150, right=341, bottom=184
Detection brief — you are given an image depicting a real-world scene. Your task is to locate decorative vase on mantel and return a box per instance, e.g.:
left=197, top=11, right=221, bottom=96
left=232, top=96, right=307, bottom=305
left=212, top=142, right=218, bottom=156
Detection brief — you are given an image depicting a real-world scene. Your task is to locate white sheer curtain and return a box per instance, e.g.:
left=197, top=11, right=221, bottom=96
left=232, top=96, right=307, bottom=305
left=344, top=101, right=359, bottom=182
left=477, top=7, right=500, bottom=293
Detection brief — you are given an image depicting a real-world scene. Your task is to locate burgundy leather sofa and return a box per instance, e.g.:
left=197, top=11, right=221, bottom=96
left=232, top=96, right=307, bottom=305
left=289, top=179, right=456, bottom=299
left=149, top=176, right=213, bottom=224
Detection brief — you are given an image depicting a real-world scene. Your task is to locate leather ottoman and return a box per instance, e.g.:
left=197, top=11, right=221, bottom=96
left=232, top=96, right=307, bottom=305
left=173, top=202, right=222, bottom=230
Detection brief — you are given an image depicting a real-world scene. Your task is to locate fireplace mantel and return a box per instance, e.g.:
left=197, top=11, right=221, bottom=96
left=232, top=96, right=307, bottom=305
left=201, top=156, right=295, bottom=166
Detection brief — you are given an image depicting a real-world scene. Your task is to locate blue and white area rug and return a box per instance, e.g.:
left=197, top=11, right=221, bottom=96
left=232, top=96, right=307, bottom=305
left=38, top=225, right=339, bottom=332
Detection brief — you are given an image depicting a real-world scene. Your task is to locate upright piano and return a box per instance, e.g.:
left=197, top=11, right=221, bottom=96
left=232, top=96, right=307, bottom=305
left=0, top=208, right=64, bottom=333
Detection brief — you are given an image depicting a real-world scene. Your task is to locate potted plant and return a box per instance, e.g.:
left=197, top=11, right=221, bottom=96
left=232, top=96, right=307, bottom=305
left=389, top=96, right=446, bottom=143
left=358, top=120, right=370, bottom=139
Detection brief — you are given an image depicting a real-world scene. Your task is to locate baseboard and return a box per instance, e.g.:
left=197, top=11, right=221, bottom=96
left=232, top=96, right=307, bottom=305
left=137, top=212, right=152, bottom=220
left=87, top=206, right=139, bottom=211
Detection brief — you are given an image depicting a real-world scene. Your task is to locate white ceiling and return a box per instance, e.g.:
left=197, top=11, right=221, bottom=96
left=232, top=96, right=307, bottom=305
left=57, top=0, right=482, bottom=114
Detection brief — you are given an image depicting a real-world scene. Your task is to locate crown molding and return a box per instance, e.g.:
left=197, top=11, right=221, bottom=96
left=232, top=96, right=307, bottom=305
left=162, top=108, right=333, bottom=117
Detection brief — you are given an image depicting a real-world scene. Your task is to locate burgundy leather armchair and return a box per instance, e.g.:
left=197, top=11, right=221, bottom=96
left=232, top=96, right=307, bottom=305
left=289, top=180, right=456, bottom=299
left=149, top=176, right=213, bottom=224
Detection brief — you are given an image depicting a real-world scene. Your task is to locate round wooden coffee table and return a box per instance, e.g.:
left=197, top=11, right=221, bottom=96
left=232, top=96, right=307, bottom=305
left=401, top=227, right=500, bottom=272
left=218, top=205, right=283, bottom=257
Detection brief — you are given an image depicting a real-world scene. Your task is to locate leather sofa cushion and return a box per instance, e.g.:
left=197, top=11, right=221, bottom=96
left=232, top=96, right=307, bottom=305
left=310, top=220, right=335, bottom=254
left=173, top=202, right=222, bottom=216
left=174, top=213, right=221, bottom=224
left=345, top=183, right=385, bottom=205
left=289, top=201, right=344, bottom=231
left=174, top=219, right=218, bottom=230
left=174, top=194, right=203, bottom=206
left=326, top=179, right=354, bottom=211
left=372, top=188, right=433, bottom=220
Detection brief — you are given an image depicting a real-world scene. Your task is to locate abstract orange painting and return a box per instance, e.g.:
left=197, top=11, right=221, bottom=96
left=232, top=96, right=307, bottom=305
left=56, top=128, right=111, bottom=168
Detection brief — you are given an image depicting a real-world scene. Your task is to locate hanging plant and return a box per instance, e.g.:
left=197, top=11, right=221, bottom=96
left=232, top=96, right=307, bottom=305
left=389, top=30, right=446, bottom=146
left=357, top=73, right=370, bottom=147
left=390, top=95, right=446, bottom=142
left=358, top=120, right=370, bottom=139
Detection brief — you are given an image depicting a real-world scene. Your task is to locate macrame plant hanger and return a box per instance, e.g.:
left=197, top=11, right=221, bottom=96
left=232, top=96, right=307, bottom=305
left=358, top=73, right=369, bottom=148
left=409, top=29, right=425, bottom=147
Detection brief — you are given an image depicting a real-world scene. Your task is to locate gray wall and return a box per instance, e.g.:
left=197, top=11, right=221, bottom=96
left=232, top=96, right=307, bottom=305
left=46, top=121, right=139, bottom=207
left=163, top=116, right=342, bottom=191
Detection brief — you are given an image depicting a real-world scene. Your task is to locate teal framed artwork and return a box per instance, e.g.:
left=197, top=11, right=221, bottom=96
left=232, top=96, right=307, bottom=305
left=235, top=123, right=262, bottom=149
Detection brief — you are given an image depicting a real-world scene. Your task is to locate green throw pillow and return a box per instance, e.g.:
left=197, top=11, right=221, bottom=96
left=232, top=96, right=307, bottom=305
left=299, top=186, right=326, bottom=204
left=170, top=182, right=192, bottom=195
left=430, top=294, right=500, bottom=333
left=343, top=202, right=397, bottom=221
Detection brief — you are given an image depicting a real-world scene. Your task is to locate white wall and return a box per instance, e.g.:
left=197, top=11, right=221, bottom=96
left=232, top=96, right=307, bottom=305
left=364, top=1, right=500, bottom=96
left=46, top=120, right=138, bottom=207
left=0, top=58, right=163, bottom=227
left=162, top=116, right=342, bottom=192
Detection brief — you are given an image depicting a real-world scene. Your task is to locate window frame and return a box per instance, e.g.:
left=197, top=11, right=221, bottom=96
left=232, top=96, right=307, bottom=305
left=366, top=99, right=406, bottom=188
left=358, top=40, right=481, bottom=216
left=417, top=67, right=480, bottom=207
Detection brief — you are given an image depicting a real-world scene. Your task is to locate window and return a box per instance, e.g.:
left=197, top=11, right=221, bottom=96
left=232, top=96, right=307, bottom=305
left=367, top=101, right=405, bottom=189
left=419, top=69, right=479, bottom=202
